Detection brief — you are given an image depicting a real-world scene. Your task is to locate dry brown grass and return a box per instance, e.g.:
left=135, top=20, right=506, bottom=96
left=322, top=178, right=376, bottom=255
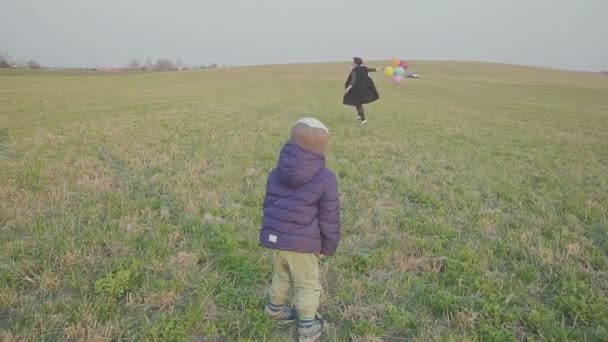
left=64, top=315, right=118, bottom=341
left=146, top=290, right=179, bottom=312
left=170, top=251, right=200, bottom=270
left=392, top=252, right=447, bottom=273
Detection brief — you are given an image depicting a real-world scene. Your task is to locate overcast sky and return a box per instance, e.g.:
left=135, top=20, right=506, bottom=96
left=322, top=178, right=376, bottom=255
left=2, top=0, right=607, bottom=70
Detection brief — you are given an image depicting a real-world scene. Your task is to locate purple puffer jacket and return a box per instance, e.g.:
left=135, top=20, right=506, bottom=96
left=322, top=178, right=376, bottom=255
left=260, top=142, right=341, bottom=256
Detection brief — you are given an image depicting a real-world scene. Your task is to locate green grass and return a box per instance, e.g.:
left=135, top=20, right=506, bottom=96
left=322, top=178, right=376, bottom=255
left=1, top=61, right=607, bottom=341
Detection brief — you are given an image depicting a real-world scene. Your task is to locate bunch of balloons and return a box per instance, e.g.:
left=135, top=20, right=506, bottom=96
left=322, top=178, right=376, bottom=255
left=384, top=57, right=409, bottom=84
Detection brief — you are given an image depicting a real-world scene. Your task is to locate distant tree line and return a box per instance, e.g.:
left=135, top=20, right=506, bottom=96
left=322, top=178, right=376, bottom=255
left=125, top=58, right=219, bottom=71
left=0, top=54, right=42, bottom=69
left=0, top=53, right=220, bottom=71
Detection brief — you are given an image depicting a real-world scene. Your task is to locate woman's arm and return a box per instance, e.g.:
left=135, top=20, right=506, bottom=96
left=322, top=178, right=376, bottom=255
left=345, top=71, right=356, bottom=94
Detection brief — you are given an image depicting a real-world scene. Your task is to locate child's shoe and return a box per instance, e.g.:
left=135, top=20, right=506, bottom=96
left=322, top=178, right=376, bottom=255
left=264, top=304, right=297, bottom=324
left=297, top=317, right=325, bottom=342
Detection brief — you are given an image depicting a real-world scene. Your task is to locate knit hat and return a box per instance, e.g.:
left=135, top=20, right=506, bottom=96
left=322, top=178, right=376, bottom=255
left=290, top=117, right=330, bottom=155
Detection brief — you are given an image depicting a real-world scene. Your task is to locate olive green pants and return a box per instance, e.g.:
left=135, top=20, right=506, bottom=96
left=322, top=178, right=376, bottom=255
left=268, top=250, right=321, bottom=320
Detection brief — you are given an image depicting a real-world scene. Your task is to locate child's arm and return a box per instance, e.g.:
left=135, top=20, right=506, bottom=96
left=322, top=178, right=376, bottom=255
left=319, top=173, right=341, bottom=256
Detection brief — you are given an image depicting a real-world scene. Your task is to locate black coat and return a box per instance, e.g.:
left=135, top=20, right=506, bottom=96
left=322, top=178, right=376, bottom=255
left=343, top=66, right=380, bottom=106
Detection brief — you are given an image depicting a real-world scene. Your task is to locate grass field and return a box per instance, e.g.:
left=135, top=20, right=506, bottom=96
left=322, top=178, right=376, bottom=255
left=1, top=61, right=608, bottom=341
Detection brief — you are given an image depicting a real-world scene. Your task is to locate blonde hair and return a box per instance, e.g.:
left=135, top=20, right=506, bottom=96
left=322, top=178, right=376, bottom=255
left=294, top=117, right=329, bottom=132
left=291, top=117, right=330, bottom=155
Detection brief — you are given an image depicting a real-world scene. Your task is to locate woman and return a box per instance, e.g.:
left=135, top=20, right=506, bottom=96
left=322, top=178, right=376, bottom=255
left=343, top=57, right=381, bottom=124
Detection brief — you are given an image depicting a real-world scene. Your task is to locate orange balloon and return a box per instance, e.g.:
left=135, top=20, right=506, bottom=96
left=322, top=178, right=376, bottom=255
left=390, top=57, right=400, bottom=68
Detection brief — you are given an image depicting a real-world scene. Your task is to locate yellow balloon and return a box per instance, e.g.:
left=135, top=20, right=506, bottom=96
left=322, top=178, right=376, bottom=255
left=384, top=67, right=395, bottom=77
left=391, top=57, right=400, bottom=68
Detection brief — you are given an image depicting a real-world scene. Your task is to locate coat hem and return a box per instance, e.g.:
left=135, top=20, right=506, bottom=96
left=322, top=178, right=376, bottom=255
left=259, top=243, right=319, bottom=255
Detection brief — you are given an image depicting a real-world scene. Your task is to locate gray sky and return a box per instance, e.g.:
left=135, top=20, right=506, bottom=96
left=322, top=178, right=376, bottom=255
left=2, top=0, right=607, bottom=70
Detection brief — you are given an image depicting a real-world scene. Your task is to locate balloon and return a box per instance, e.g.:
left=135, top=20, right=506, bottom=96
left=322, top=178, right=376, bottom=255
left=392, top=74, right=403, bottom=84
left=399, top=61, right=409, bottom=70
left=395, top=67, right=405, bottom=76
left=384, top=67, right=395, bottom=77
left=390, top=57, right=400, bottom=68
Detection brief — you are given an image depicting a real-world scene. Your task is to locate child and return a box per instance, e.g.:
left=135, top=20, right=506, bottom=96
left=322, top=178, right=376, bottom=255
left=260, top=117, right=341, bottom=341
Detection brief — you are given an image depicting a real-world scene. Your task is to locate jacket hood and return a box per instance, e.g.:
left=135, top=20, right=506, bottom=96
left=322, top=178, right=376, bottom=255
left=276, top=142, right=325, bottom=187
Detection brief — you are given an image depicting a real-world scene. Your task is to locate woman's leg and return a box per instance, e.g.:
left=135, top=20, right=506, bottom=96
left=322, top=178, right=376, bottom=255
left=356, top=105, right=366, bottom=121
left=354, top=105, right=362, bottom=120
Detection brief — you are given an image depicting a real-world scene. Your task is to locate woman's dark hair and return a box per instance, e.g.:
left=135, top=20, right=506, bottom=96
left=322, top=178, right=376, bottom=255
left=353, top=57, right=363, bottom=66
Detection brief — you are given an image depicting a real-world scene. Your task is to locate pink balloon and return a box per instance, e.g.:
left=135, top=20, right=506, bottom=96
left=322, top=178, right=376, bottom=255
left=399, top=61, right=409, bottom=70
left=392, top=74, right=403, bottom=84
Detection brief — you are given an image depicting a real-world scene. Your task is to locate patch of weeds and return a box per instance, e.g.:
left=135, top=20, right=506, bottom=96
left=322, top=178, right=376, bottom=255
left=179, top=303, right=204, bottom=332
left=429, top=290, right=464, bottom=316
left=0, top=265, right=17, bottom=289
left=411, top=222, right=459, bottom=240
left=590, top=326, right=608, bottom=341
left=95, top=260, right=142, bottom=300
left=93, top=298, right=120, bottom=322
left=351, top=320, right=382, bottom=337
left=215, top=286, right=260, bottom=312
left=514, top=264, right=537, bottom=284
left=336, top=283, right=357, bottom=304
left=17, top=161, right=44, bottom=191
left=401, top=184, right=442, bottom=210
left=144, top=315, right=185, bottom=342
left=204, top=224, right=240, bottom=255
left=476, top=323, right=514, bottom=342
left=552, top=294, right=603, bottom=326
left=479, top=301, right=517, bottom=327
left=585, top=244, right=608, bottom=271
left=242, top=306, right=275, bottom=338
left=217, top=254, right=261, bottom=287
left=442, top=269, right=485, bottom=295
left=202, top=321, right=220, bottom=336
left=339, top=250, right=386, bottom=274
left=146, top=278, right=183, bottom=296
left=522, top=306, right=556, bottom=333
left=587, top=223, right=608, bottom=260
left=444, top=247, right=482, bottom=281
left=383, top=304, right=416, bottom=337
left=549, top=270, right=608, bottom=326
